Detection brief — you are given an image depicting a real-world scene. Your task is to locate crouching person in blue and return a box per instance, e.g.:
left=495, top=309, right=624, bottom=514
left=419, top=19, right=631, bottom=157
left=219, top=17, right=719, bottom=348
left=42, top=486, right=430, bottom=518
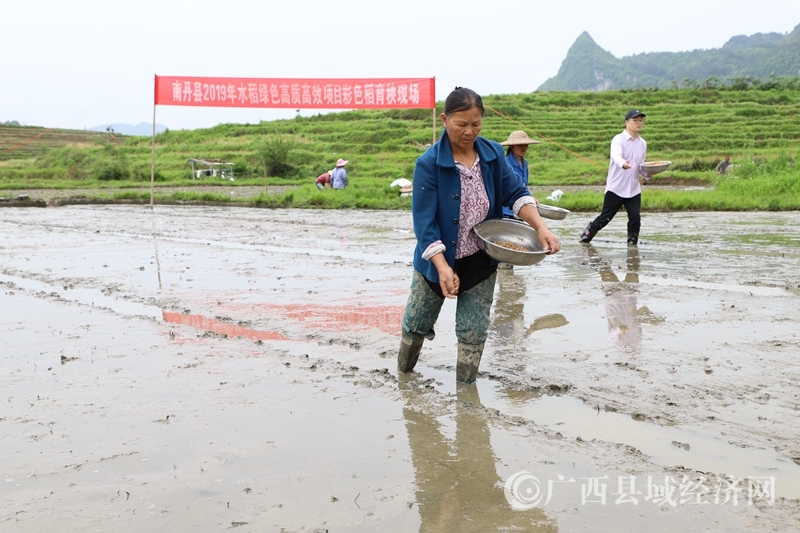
left=398, top=87, right=561, bottom=384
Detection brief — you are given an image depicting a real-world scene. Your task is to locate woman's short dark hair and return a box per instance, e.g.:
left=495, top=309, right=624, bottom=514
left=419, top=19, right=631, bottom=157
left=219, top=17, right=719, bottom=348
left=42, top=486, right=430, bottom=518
left=443, top=87, right=484, bottom=116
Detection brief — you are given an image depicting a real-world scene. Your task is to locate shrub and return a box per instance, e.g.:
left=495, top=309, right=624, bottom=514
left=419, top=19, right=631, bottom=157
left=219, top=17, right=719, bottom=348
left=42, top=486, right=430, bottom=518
left=673, top=158, right=715, bottom=172
left=94, top=163, right=130, bottom=181
left=254, top=135, right=296, bottom=178
left=132, top=166, right=166, bottom=182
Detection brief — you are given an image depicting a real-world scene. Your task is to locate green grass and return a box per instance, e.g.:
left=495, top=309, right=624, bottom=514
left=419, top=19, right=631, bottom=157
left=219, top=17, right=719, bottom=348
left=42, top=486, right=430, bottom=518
left=90, top=181, right=414, bottom=210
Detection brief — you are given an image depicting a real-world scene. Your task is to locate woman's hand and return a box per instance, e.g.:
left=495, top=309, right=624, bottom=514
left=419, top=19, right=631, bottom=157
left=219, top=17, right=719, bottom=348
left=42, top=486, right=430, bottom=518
left=538, top=228, right=561, bottom=255
left=431, top=253, right=459, bottom=298
left=438, top=269, right=460, bottom=299
left=517, top=204, right=561, bottom=255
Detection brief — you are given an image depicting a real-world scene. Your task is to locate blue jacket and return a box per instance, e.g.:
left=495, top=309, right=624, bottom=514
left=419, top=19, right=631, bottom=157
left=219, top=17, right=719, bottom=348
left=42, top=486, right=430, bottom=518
left=332, top=167, right=348, bottom=189
left=411, top=131, right=533, bottom=283
left=503, top=152, right=529, bottom=217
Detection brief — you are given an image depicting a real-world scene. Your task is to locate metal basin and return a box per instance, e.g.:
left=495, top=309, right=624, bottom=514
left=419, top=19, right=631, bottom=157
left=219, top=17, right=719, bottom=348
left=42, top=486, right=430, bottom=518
left=537, top=204, right=571, bottom=220
left=641, top=160, right=671, bottom=174
left=473, top=218, right=549, bottom=266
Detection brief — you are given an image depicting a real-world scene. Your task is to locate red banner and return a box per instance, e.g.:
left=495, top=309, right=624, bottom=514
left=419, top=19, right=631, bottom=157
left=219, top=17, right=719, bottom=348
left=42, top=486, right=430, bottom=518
left=154, top=75, right=435, bottom=109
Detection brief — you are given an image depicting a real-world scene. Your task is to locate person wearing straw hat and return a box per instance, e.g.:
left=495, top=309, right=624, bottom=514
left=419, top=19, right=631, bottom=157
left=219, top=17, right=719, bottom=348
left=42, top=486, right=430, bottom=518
left=496, top=130, right=542, bottom=270
left=397, top=87, right=560, bottom=384
left=499, top=130, right=541, bottom=218
left=331, top=158, right=349, bottom=189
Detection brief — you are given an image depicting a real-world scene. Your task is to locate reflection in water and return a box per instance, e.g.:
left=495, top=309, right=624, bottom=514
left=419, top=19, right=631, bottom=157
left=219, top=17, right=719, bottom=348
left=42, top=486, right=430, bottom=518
left=491, top=268, right=568, bottom=349
left=527, top=313, right=569, bottom=336
left=492, top=385, right=543, bottom=405
left=163, top=303, right=404, bottom=346
left=220, top=303, right=404, bottom=335
left=491, top=268, right=527, bottom=347
left=162, top=311, right=290, bottom=341
left=152, top=226, right=163, bottom=290
left=583, top=245, right=657, bottom=349
left=605, top=286, right=642, bottom=347
left=400, top=378, right=556, bottom=532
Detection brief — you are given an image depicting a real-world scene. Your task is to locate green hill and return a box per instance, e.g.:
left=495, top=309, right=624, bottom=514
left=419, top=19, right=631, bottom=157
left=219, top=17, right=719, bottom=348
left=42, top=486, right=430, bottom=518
left=539, top=23, right=800, bottom=91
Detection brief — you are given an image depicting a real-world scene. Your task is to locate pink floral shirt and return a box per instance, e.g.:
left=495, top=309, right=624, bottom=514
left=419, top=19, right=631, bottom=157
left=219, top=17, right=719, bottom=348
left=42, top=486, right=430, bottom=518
left=454, top=157, right=490, bottom=258
left=422, top=155, right=490, bottom=260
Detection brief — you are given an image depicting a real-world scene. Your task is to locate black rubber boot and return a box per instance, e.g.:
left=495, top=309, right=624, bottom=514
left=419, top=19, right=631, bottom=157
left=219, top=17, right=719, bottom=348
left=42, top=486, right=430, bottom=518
left=627, top=233, right=639, bottom=245
left=397, top=335, right=424, bottom=373
left=579, top=223, right=598, bottom=243
left=456, top=342, right=485, bottom=384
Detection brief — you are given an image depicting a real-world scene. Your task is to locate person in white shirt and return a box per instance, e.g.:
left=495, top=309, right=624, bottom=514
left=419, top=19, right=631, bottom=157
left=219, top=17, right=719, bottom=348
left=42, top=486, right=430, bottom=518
left=579, top=109, right=651, bottom=245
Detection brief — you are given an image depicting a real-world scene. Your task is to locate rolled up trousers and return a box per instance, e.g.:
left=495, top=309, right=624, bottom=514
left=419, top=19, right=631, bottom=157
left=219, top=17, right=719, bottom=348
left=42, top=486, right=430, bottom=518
left=401, top=269, right=496, bottom=346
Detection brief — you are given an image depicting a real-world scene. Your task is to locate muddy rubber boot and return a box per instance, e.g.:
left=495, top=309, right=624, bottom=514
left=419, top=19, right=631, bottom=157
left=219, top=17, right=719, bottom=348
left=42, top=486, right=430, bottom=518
left=456, top=342, right=485, bottom=384
left=397, top=335, right=424, bottom=373
left=579, top=223, right=598, bottom=243
left=627, top=232, right=639, bottom=245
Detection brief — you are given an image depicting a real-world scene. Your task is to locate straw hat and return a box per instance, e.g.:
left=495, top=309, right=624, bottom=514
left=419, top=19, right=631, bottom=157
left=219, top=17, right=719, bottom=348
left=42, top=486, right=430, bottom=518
left=336, top=158, right=349, bottom=167
left=499, top=131, right=541, bottom=146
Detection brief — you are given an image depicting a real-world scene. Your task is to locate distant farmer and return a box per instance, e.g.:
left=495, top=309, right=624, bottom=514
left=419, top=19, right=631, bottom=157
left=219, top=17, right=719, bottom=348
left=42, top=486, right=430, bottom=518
left=716, top=155, right=732, bottom=174
left=331, top=158, right=349, bottom=189
left=497, top=130, right=542, bottom=270
left=499, top=130, right=541, bottom=218
left=315, top=170, right=332, bottom=190
left=579, top=109, right=652, bottom=246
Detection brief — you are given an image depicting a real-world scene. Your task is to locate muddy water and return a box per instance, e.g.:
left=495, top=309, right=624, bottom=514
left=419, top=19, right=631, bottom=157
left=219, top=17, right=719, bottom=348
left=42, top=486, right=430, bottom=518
left=1, top=205, right=799, bottom=532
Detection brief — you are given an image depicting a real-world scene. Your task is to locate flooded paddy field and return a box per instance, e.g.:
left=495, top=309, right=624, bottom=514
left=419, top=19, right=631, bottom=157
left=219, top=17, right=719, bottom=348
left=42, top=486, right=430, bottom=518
left=1, top=205, right=799, bottom=532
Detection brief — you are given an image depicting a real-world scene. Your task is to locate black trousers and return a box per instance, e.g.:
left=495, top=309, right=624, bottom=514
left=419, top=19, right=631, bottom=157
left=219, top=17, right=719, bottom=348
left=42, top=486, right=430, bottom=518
left=589, top=191, right=641, bottom=235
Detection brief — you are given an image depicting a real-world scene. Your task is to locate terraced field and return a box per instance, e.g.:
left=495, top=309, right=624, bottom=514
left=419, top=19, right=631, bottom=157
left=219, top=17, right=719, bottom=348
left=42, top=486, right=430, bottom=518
left=0, top=126, right=124, bottom=162
left=482, top=89, right=800, bottom=170
left=1, top=87, right=799, bottom=188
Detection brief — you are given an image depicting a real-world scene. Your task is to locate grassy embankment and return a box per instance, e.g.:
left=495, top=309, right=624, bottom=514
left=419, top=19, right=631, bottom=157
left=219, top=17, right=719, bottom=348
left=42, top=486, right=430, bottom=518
left=1, top=87, right=799, bottom=210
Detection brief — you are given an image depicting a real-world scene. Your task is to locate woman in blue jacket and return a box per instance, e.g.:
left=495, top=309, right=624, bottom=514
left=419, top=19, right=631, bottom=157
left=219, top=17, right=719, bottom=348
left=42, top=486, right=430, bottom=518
left=500, top=130, right=541, bottom=218
left=398, top=87, right=560, bottom=383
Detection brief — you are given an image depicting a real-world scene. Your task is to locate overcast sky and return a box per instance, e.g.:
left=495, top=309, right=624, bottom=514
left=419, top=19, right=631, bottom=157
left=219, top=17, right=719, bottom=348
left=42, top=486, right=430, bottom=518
left=1, top=1, right=797, bottom=131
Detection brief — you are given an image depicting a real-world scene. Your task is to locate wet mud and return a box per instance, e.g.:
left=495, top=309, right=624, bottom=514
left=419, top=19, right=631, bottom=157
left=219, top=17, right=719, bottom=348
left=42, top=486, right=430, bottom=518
left=1, top=205, right=799, bottom=531
left=2, top=186, right=295, bottom=208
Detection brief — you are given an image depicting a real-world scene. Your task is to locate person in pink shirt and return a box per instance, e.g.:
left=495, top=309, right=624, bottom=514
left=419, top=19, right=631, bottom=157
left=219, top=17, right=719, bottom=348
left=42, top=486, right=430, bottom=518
left=315, top=170, right=333, bottom=190
left=579, top=109, right=651, bottom=245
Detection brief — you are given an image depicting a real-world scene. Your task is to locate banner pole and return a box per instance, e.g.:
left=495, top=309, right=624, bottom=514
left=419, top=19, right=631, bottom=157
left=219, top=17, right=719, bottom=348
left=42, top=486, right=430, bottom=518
left=150, top=104, right=157, bottom=210
left=431, top=77, right=436, bottom=144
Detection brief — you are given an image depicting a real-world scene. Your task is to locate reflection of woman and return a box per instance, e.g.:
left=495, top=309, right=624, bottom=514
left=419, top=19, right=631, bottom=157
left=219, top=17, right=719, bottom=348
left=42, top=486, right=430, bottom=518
left=499, top=131, right=541, bottom=218
left=491, top=268, right=569, bottom=353
left=398, top=88, right=560, bottom=384
left=490, top=268, right=527, bottom=348
left=400, top=380, right=555, bottom=531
